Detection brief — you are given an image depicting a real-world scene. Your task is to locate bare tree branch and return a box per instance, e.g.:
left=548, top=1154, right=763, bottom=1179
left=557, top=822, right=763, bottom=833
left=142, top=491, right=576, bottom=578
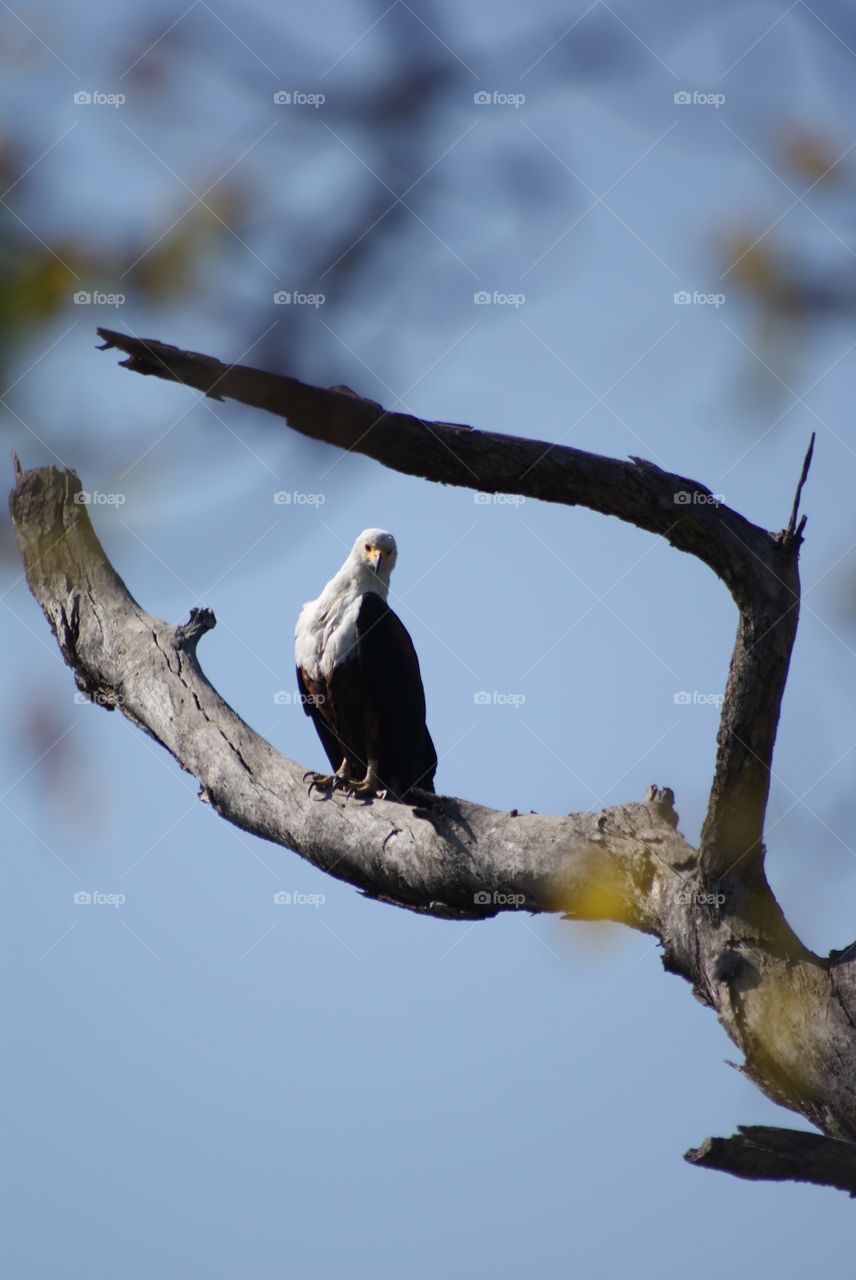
left=8, top=463, right=680, bottom=924
left=686, top=1126, right=856, bottom=1196
left=96, top=327, right=809, bottom=885
left=10, top=453, right=856, bottom=1193
left=787, top=431, right=816, bottom=540
left=94, top=327, right=774, bottom=593
left=7, top=333, right=840, bottom=1193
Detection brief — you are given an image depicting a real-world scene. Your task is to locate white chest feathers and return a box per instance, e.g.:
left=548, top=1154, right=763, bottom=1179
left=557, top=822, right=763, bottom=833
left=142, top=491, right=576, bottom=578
left=295, top=592, right=365, bottom=680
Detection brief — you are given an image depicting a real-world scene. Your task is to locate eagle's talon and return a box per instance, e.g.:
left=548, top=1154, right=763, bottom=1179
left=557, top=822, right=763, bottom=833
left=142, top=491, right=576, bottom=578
left=345, top=774, right=388, bottom=800
left=306, top=770, right=344, bottom=795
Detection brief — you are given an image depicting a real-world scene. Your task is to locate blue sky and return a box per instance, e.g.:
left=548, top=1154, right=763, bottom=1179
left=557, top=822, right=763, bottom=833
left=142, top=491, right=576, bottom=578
left=4, top=2, right=856, bottom=1275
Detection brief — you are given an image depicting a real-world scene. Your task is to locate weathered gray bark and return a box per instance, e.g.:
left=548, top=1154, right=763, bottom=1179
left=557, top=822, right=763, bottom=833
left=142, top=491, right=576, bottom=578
left=8, top=333, right=855, bottom=1196
left=92, top=327, right=804, bottom=888
left=686, top=1125, right=856, bottom=1195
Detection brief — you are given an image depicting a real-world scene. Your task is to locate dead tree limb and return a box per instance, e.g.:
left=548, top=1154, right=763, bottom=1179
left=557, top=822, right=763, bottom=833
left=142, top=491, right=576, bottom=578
left=94, top=327, right=807, bottom=889
left=8, top=333, right=853, bottom=1194
left=686, top=1126, right=856, bottom=1196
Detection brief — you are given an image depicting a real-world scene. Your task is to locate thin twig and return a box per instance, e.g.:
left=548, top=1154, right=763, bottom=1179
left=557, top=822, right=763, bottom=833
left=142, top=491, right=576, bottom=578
left=787, top=432, right=816, bottom=539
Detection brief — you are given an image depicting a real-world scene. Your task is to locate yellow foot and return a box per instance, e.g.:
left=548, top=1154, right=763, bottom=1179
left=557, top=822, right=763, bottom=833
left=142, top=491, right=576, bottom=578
left=345, top=773, right=388, bottom=800
left=304, top=769, right=348, bottom=795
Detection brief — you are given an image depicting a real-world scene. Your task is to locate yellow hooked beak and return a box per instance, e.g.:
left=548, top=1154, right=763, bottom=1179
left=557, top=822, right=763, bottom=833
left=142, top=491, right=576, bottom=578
left=367, top=548, right=383, bottom=573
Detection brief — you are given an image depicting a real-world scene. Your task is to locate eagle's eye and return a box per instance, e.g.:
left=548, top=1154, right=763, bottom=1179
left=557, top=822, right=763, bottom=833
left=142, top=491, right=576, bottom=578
left=364, top=543, right=371, bottom=552
left=384, top=549, right=390, bottom=557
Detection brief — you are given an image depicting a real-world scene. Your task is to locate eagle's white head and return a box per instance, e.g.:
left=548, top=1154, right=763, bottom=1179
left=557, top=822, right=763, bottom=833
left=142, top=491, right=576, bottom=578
left=295, top=528, right=399, bottom=676
left=348, top=528, right=397, bottom=590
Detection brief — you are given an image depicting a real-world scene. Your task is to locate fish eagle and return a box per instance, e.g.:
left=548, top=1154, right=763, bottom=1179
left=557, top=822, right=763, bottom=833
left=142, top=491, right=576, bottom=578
left=294, top=529, right=437, bottom=800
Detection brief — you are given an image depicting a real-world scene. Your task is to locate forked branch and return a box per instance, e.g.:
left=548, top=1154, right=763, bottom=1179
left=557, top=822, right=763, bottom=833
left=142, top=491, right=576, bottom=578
left=10, top=338, right=848, bottom=1193
left=97, top=327, right=811, bottom=884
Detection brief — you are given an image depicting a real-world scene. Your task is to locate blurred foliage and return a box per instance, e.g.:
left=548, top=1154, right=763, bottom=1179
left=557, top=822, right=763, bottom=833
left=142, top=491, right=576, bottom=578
left=720, top=124, right=856, bottom=404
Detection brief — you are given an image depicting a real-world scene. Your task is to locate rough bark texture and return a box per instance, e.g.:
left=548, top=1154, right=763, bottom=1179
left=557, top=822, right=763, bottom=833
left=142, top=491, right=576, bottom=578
left=8, top=337, right=854, bottom=1195
left=93, top=328, right=803, bottom=886
left=686, top=1125, right=856, bottom=1196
